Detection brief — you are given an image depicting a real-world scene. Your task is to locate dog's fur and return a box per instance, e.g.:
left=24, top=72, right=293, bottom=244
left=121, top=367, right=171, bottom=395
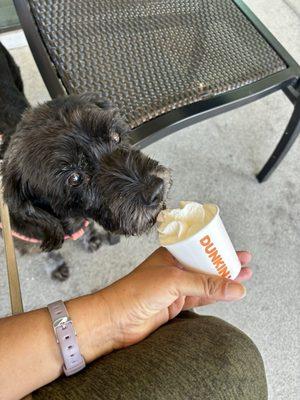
left=0, top=43, right=170, bottom=280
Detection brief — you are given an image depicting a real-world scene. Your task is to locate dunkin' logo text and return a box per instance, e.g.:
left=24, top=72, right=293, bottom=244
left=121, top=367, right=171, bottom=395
left=199, top=235, right=232, bottom=279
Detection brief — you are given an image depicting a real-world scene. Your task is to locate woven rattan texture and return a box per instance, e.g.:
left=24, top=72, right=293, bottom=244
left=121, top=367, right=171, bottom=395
left=29, top=0, right=286, bottom=128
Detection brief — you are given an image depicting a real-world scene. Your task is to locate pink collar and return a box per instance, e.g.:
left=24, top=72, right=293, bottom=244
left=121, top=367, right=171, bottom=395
left=0, top=220, right=90, bottom=244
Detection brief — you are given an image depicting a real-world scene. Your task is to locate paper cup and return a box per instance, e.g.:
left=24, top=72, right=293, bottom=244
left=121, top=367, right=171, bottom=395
left=162, top=204, right=241, bottom=279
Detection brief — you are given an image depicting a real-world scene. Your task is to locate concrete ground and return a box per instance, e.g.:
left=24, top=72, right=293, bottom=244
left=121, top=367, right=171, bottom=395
left=0, top=0, right=299, bottom=399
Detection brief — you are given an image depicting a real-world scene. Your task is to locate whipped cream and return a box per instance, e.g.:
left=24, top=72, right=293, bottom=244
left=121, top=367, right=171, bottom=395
left=157, top=201, right=211, bottom=246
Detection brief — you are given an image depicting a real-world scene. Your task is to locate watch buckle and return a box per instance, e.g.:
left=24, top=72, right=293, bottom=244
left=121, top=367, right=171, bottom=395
left=53, top=316, right=70, bottom=330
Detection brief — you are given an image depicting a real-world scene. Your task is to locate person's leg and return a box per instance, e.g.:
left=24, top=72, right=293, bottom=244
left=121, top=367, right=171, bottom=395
left=33, top=312, right=267, bottom=400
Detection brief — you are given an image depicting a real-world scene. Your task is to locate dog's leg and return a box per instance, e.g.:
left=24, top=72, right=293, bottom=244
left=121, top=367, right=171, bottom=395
left=106, top=232, right=120, bottom=245
left=47, top=252, right=70, bottom=281
left=80, top=223, right=103, bottom=252
left=80, top=223, right=120, bottom=252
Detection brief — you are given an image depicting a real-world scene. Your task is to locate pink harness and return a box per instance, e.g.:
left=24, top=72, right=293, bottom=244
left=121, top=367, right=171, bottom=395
left=0, top=220, right=90, bottom=244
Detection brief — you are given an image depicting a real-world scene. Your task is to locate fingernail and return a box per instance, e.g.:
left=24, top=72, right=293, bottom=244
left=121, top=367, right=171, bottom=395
left=225, top=282, right=246, bottom=301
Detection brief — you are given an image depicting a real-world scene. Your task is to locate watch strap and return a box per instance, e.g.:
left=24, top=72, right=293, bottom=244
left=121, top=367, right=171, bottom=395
left=47, top=300, right=86, bottom=376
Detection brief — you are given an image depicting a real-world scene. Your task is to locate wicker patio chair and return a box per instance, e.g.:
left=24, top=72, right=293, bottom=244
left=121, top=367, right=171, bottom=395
left=14, top=0, right=300, bottom=182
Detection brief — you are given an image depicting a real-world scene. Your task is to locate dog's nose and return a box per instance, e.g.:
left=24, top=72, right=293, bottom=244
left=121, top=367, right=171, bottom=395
left=142, top=177, right=164, bottom=206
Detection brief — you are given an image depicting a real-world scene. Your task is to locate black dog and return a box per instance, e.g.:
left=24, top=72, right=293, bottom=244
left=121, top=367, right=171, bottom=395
left=0, top=43, right=171, bottom=280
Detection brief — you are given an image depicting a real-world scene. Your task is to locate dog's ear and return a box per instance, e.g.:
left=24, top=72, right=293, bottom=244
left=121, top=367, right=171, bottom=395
left=75, top=92, right=130, bottom=139
left=76, top=92, right=114, bottom=110
left=2, top=169, right=65, bottom=252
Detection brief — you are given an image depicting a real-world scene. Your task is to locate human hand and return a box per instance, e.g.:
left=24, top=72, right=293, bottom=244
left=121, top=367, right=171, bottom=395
left=98, top=247, right=252, bottom=351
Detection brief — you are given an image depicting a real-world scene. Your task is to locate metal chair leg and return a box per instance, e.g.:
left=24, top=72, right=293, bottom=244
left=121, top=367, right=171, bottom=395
left=256, top=96, right=300, bottom=183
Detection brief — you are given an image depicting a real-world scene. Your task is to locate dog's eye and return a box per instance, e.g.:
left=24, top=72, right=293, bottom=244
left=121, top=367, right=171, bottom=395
left=67, top=172, right=83, bottom=187
left=111, top=132, right=120, bottom=143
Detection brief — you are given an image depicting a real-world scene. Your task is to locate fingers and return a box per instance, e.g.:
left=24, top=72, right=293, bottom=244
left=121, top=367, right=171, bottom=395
left=237, top=251, right=251, bottom=265
left=235, top=267, right=253, bottom=282
left=235, top=251, right=252, bottom=282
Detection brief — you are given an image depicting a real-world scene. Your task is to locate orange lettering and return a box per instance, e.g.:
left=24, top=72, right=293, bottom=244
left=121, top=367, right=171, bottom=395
left=208, top=250, right=223, bottom=266
left=199, top=235, right=231, bottom=279
left=216, top=262, right=225, bottom=271
left=200, top=235, right=211, bottom=246
left=217, top=266, right=227, bottom=274
left=213, top=256, right=225, bottom=268
left=205, top=243, right=216, bottom=254
left=218, top=266, right=231, bottom=278
left=222, top=271, right=231, bottom=279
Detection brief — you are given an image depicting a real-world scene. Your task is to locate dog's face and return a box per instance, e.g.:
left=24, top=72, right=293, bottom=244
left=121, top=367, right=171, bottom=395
left=2, top=93, right=171, bottom=250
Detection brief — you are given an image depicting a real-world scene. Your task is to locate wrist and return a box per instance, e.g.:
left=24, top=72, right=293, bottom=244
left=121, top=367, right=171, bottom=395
left=66, top=292, right=116, bottom=363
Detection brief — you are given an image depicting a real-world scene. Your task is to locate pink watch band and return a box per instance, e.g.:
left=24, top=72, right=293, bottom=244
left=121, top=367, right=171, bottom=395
left=47, top=300, right=86, bottom=376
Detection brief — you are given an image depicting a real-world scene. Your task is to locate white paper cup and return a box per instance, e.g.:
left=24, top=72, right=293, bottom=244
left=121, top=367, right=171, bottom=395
left=162, top=204, right=241, bottom=279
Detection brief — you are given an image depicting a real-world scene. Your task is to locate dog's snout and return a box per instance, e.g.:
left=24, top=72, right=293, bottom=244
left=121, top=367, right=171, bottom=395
left=141, top=177, right=164, bottom=206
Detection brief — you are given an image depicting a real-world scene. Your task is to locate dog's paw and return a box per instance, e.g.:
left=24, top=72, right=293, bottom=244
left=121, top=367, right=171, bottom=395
left=107, top=233, right=120, bottom=246
left=51, top=263, right=70, bottom=281
left=86, top=232, right=103, bottom=252
left=80, top=229, right=120, bottom=251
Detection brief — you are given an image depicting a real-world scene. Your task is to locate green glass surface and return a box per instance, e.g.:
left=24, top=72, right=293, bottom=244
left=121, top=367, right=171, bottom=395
left=0, top=0, right=19, bottom=31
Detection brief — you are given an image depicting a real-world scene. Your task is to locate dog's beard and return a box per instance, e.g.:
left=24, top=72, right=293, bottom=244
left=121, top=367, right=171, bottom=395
left=91, top=150, right=171, bottom=235
left=103, top=188, right=168, bottom=236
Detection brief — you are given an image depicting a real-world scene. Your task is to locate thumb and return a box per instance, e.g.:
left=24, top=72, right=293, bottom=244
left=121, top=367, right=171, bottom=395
left=219, top=280, right=246, bottom=301
left=179, top=270, right=246, bottom=302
